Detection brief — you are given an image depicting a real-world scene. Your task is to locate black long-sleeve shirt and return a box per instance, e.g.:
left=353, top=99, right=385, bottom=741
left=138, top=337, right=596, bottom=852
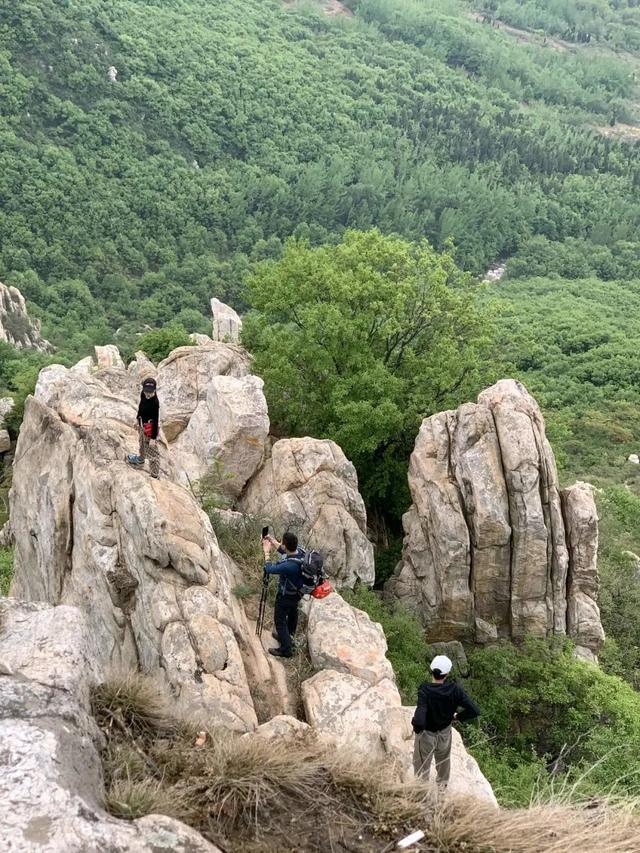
left=136, top=393, right=160, bottom=439
left=411, top=680, right=480, bottom=733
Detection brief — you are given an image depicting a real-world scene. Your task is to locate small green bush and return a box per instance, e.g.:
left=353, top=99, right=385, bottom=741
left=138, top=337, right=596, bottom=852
left=137, top=324, right=192, bottom=363
left=0, top=547, right=14, bottom=596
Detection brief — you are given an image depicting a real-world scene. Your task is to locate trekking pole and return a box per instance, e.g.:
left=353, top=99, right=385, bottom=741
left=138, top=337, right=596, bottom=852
left=256, top=571, right=269, bottom=638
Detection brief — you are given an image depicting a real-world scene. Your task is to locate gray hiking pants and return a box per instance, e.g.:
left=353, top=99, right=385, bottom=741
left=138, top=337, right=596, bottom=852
left=413, top=724, right=452, bottom=785
left=138, top=424, right=160, bottom=478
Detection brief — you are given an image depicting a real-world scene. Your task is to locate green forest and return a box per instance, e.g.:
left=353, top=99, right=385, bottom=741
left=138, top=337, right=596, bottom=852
left=3, top=0, right=640, bottom=807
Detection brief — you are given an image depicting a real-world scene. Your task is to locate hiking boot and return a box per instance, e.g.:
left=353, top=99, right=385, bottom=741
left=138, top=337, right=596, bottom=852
left=269, top=648, right=292, bottom=659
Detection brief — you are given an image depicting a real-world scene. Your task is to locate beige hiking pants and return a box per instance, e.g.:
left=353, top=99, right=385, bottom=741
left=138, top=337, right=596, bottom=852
left=413, top=724, right=452, bottom=785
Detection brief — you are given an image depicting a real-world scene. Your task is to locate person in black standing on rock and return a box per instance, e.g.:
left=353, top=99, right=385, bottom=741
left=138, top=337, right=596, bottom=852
left=134, top=377, right=160, bottom=479
left=412, top=654, right=480, bottom=787
left=262, top=531, right=304, bottom=658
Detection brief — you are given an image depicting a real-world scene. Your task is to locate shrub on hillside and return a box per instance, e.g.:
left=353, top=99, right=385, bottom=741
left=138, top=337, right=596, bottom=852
left=137, top=324, right=191, bottom=363
left=466, top=638, right=640, bottom=800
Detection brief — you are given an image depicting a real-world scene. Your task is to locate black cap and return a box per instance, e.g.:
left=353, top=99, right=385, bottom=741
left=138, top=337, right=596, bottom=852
left=142, top=377, right=157, bottom=390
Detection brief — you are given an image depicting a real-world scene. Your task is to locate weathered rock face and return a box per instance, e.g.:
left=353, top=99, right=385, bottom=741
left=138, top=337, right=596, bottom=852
left=301, top=592, right=496, bottom=803
left=0, top=598, right=220, bottom=853
left=171, top=374, right=269, bottom=497
left=8, top=363, right=279, bottom=731
left=0, top=282, right=52, bottom=352
left=95, top=344, right=125, bottom=370
left=240, top=438, right=375, bottom=587
left=562, top=482, right=604, bottom=660
left=387, top=380, right=603, bottom=655
left=156, top=343, right=250, bottom=442
left=211, top=298, right=242, bottom=343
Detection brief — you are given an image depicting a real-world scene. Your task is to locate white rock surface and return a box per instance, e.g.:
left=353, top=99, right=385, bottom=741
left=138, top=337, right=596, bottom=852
left=211, top=298, right=242, bottom=343
left=0, top=598, right=221, bottom=853
left=156, top=343, right=250, bottom=442
left=628, top=454, right=640, bottom=465
left=8, top=363, right=282, bottom=731
left=171, top=374, right=269, bottom=496
left=94, top=344, right=125, bottom=369
left=241, top=437, right=375, bottom=587
left=128, top=351, right=157, bottom=383
left=306, top=592, right=394, bottom=683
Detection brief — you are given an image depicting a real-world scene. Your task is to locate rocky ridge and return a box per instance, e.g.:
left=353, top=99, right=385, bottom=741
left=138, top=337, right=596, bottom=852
left=0, top=282, right=52, bottom=353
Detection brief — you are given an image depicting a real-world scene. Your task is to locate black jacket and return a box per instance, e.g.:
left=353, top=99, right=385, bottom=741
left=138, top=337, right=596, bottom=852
left=136, top=393, right=160, bottom=439
left=411, top=680, right=480, bottom=733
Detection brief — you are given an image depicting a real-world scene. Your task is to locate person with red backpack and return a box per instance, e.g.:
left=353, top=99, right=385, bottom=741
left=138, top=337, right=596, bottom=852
left=129, top=377, right=160, bottom=479
left=262, top=531, right=305, bottom=659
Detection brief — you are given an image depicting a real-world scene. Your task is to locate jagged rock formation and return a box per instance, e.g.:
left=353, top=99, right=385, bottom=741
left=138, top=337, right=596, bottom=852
left=156, top=342, right=250, bottom=441
left=562, top=482, right=605, bottom=659
left=0, top=598, right=220, bottom=853
left=0, top=282, right=52, bottom=352
left=8, top=361, right=284, bottom=731
left=94, top=344, right=125, bottom=369
left=301, top=592, right=496, bottom=803
left=171, top=374, right=269, bottom=496
left=211, top=297, right=242, bottom=343
left=386, top=380, right=604, bottom=658
left=240, top=437, right=375, bottom=587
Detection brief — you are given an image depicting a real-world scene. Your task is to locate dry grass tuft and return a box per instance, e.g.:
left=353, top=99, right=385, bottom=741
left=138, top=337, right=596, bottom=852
left=93, top=674, right=640, bottom=853
left=92, top=673, right=179, bottom=739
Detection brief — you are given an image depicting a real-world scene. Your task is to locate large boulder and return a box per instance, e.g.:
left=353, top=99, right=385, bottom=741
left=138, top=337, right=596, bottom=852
left=387, top=380, right=604, bottom=655
left=240, top=438, right=374, bottom=587
left=156, top=343, right=250, bottom=442
left=301, top=591, right=495, bottom=803
left=0, top=598, right=220, bottom=853
left=306, top=592, right=394, bottom=683
left=0, top=282, right=52, bottom=352
left=8, top=363, right=281, bottom=731
left=211, top=298, right=242, bottom=343
left=171, top=374, right=269, bottom=496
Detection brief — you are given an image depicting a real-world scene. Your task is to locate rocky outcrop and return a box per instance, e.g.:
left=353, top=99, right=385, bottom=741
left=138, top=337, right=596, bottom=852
left=387, top=380, right=603, bottom=656
left=0, top=396, right=13, bottom=453
left=562, top=482, right=604, bottom=660
left=240, top=437, right=375, bottom=587
left=301, top=592, right=496, bottom=803
left=0, top=282, right=52, bottom=352
left=156, top=343, right=250, bottom=442
left=0, top=598, right=220, bottom=853
left=95, top=344, right=125, bottom=370
left=8, top=362, right=280, bottom=731
left=171, top=374, right=269, bottom=496
left=211, top=298, right=242, bottom=343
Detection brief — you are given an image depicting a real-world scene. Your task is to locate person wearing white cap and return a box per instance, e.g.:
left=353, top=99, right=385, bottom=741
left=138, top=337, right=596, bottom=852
left=411, top=654, right=480, bottom=786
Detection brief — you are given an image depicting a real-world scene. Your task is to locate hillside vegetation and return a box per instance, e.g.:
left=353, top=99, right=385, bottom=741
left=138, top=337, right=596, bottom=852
left=3, top=0, right=640, bottom=816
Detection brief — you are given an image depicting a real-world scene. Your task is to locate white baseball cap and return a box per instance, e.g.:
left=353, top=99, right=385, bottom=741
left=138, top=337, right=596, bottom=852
left=430, top=655, right=452, bottom=675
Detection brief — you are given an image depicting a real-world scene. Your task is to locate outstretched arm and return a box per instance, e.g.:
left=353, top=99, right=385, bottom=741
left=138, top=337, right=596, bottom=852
left=455, top=686, right=480, bottom=723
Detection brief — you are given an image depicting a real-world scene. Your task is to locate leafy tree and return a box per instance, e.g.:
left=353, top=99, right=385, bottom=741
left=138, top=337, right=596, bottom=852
left=244, top=229, right=500, bottom=516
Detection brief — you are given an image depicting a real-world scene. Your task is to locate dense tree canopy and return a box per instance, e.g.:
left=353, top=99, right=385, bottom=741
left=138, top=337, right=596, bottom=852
left=243, top=229, right=499, bottom=515
left=1, top=0, right=640, bottom=351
